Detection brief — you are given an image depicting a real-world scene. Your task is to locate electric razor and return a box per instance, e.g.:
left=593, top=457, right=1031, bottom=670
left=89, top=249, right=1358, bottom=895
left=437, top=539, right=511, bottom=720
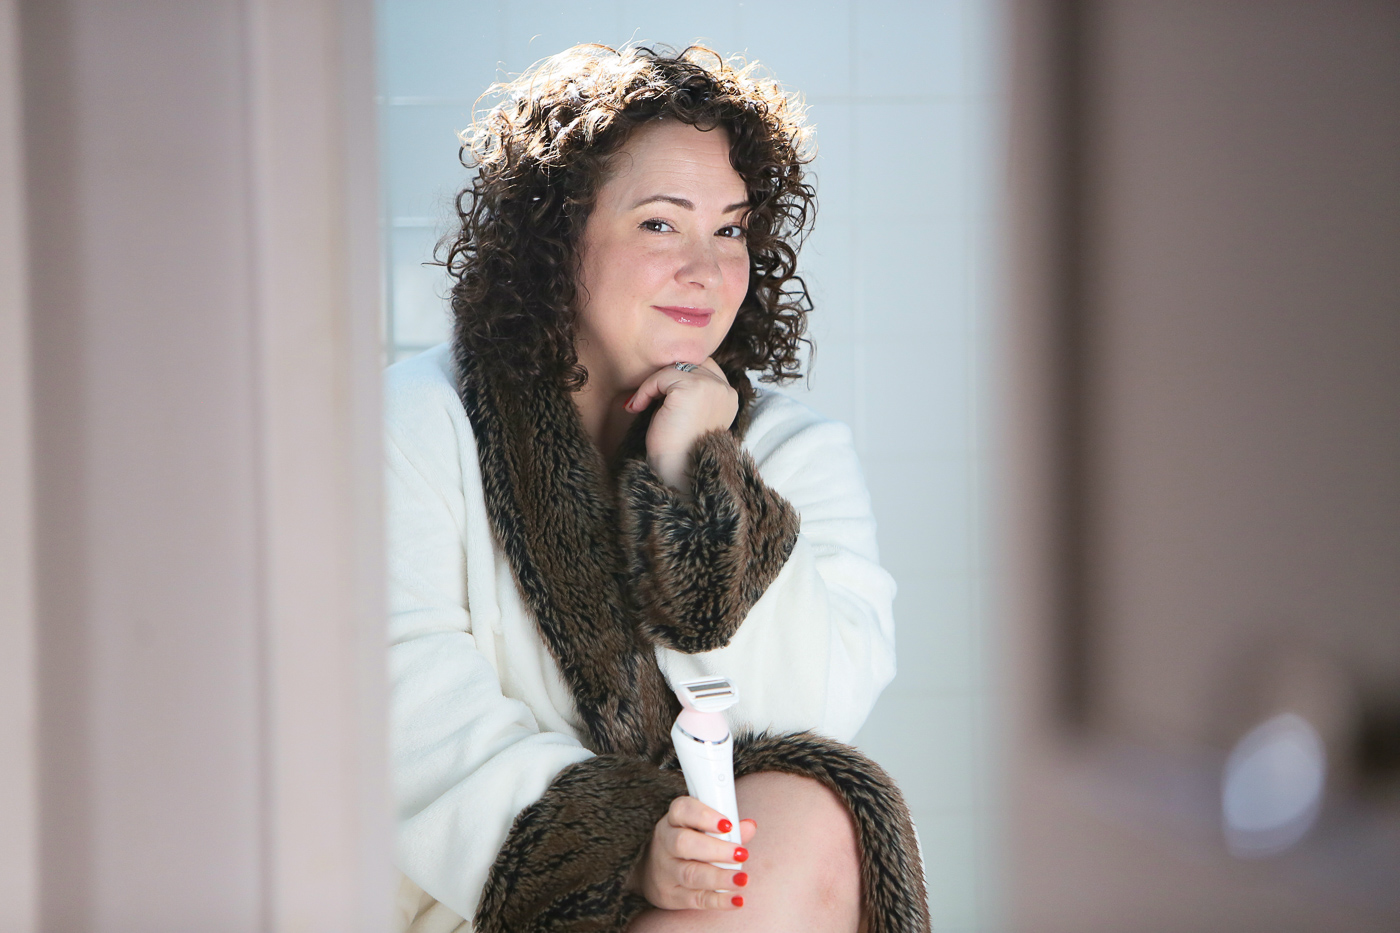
left=670, top=675, right=742, bottom=870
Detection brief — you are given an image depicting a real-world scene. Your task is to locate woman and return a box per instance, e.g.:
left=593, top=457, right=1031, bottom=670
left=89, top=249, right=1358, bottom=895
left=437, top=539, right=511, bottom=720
left=386, top=45, right=928, bottom=933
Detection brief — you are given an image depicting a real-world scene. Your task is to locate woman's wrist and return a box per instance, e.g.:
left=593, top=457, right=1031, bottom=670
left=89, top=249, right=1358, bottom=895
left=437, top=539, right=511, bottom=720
left=648, top=449, right=689, bottom=494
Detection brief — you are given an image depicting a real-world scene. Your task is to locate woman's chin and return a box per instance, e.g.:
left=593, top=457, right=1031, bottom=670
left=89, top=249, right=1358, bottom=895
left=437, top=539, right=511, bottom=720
left=644, top=339, right=722, bottom=370
left=593, top=339, right=726, bottom=389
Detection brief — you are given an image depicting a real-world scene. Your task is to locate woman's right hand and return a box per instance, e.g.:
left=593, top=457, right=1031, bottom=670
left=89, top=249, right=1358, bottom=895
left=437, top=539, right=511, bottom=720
left=631, top=796, right=757, bottom=910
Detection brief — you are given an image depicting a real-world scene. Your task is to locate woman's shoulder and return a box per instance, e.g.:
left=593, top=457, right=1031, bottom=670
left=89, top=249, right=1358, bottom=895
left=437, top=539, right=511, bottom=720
left=385, top=342, right=458, bottom=405
left=383, top=342, right=473, bottom=461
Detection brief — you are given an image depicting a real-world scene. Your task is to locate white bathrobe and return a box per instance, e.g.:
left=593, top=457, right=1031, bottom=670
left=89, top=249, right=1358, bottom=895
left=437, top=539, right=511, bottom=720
left=385, top=343, right=897, bottom=925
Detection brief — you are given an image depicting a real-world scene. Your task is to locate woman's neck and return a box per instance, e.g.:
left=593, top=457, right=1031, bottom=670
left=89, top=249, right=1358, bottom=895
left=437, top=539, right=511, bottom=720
left=572, top=372, right=637, bottom=464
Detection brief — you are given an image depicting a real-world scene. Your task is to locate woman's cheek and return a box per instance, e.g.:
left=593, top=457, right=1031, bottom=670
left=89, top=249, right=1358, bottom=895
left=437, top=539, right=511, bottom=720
left=723, top=254, right=751, bottom=311
left=632, top=248, right=681, bottom=295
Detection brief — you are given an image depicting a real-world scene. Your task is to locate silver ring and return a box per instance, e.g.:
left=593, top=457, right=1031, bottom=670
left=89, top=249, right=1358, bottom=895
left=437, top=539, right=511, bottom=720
left=673, top=362, right=700, bottom=373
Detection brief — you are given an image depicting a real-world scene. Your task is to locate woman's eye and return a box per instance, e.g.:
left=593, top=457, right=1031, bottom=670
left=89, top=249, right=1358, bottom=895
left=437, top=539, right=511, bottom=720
left=639, top=218, right=674, bottom=233
left=717, top=224, right=747, bottom=240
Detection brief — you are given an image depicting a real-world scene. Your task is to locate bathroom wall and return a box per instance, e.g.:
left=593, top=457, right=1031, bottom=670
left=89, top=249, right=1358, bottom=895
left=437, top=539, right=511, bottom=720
left=376, top=2, right=1002, bottom=929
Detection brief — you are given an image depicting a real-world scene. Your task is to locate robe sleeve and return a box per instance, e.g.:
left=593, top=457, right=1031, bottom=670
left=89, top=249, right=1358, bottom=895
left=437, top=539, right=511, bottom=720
left=626, top=396, right=898, bottom=743
left=618, top=429, right=801, bottom=653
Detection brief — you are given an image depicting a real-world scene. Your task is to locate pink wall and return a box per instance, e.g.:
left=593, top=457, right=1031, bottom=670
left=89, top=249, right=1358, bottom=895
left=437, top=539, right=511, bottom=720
left=3, top=1, right=389, bottom=929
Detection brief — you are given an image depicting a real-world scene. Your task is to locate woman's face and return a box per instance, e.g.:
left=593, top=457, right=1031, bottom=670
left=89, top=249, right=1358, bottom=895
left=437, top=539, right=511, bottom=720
left=574, top=119, right=751, bottom=391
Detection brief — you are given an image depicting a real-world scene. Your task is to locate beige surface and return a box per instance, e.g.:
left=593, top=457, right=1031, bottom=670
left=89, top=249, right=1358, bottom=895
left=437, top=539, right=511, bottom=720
left=0, top=0, right=35, bottom=927
left=1083, top=0, right=1400, bottom=751
left=1001, top=0, right=1400, bottom=929
left=15, top=0, right=389, bottom=928
left=395, top=873, right=470, bottom=933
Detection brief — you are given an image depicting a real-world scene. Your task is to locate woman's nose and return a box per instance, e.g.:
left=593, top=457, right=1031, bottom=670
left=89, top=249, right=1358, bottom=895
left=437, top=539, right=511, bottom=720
left=676, top=237, right=724, bottom=289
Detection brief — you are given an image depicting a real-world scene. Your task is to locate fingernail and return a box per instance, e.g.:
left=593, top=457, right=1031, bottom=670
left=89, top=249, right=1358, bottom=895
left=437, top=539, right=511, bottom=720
left=733, top=847, right=748, bottom=862
left=731, top=895, right=744, bottom=907
left=733, top=872, right=748, bottom=887
left=717, top=818, right=732, bottom=833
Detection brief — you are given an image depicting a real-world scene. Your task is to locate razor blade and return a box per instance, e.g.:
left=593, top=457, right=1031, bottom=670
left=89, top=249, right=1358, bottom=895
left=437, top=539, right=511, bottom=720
left=674, top=676, right=739, bottom=713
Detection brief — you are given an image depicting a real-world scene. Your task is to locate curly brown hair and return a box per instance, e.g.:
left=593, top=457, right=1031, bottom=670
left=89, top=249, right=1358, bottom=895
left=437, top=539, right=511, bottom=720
left=440, top=44, right=817, bottom=392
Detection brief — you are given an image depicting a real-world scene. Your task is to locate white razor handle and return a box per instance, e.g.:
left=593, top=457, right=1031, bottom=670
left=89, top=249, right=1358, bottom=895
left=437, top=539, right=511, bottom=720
left=671, top=721, right=742, bottom=868
left=670, top=676, right=742, bottom=870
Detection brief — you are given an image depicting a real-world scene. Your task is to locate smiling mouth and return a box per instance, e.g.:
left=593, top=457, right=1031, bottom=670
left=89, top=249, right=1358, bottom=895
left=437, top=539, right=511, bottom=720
left=654, top=306, right=714, bottom=327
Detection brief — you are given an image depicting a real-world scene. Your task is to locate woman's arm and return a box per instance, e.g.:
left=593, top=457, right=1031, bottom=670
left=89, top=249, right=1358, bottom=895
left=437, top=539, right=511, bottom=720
left=621, top=394, right=897, bottom=743
left=386, top=375, right=596, bottom=918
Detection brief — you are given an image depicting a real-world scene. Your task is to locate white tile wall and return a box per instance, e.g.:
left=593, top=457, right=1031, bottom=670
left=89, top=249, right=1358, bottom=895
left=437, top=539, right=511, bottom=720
left=376, top=2, right=1000, bottom=928
left=380, top=104, right=475, bottom=219
left=389, top=225, right=454, bottom=349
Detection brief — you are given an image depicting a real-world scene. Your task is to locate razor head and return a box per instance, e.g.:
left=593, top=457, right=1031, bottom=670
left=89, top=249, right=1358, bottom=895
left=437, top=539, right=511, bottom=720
left=674, top=676, right=739, bottom=713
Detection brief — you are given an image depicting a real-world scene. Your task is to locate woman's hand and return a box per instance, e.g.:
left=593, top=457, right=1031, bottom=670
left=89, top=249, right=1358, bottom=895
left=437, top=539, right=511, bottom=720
left=625, top=358, right=739, bottom=492
left=630, top=796, right=758, bottom=911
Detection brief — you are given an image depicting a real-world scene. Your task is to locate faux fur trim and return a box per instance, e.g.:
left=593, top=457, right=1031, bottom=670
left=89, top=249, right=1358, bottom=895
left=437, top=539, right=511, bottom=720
left=473, top=756, right=687, bottom=933
left=456, top=351, right=678, bottom=759
left=454, top=352, right=777, bottom=756
left=619, top=429, right=800, bottom=653
left=455, top=350, right=927, bottom=932
left=473, top=735, right=930, bottom=933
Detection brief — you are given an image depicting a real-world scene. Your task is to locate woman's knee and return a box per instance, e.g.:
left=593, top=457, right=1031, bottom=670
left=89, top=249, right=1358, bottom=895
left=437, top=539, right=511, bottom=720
left=628, top=773, right=863, bottom=932
left=734, top=772, right=862, bottom=929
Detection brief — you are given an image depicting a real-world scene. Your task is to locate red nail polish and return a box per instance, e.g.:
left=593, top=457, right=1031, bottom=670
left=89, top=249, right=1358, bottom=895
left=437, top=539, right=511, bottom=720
left=733, top=872, right=748, bottom=887
left=731, top=895, right=744, bottom=908
left=717, top=818, right=732, bottom=833
left=733, top=847, right=748, bottom=862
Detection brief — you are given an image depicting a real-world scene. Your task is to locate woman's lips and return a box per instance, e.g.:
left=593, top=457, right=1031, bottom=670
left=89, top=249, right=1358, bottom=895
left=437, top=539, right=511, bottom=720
left=654, top=306, right=714, bottom=327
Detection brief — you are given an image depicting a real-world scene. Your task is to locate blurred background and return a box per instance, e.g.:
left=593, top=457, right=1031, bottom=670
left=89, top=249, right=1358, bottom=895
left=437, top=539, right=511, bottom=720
left=375, top=3, right=1002, bottom=931
left=3, top=1, right=1398, bottom=931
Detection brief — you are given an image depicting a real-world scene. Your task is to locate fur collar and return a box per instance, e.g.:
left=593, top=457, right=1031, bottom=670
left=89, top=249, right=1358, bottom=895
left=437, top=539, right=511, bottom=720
left=454, top=351, right=754, bottom=759
left=457, top=351, right=932, bottom=932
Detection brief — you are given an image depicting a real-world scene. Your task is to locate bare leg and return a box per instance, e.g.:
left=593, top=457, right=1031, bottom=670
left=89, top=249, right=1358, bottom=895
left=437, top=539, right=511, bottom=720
left=628, top=772, right=863, bottom=933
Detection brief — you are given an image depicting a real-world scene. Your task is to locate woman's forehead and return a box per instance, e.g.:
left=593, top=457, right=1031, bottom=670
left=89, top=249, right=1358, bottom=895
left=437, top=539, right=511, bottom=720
left=601, top=121, right=746, bottom=206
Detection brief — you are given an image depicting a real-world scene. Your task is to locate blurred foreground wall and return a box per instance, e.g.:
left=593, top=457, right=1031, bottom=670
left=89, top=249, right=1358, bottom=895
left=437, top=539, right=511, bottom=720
left=0, top=1, right=390, bottom=929
left=1002, top=1, right=1400, bottom=930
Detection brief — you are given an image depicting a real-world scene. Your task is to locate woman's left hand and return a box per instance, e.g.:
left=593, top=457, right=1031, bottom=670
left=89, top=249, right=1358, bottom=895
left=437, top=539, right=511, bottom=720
left=626, top=358, right=739, bottom=492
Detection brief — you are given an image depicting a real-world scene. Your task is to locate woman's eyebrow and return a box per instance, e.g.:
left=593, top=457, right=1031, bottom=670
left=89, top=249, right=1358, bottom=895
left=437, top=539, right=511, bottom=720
left=630, top=194, right=750, bottom=213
